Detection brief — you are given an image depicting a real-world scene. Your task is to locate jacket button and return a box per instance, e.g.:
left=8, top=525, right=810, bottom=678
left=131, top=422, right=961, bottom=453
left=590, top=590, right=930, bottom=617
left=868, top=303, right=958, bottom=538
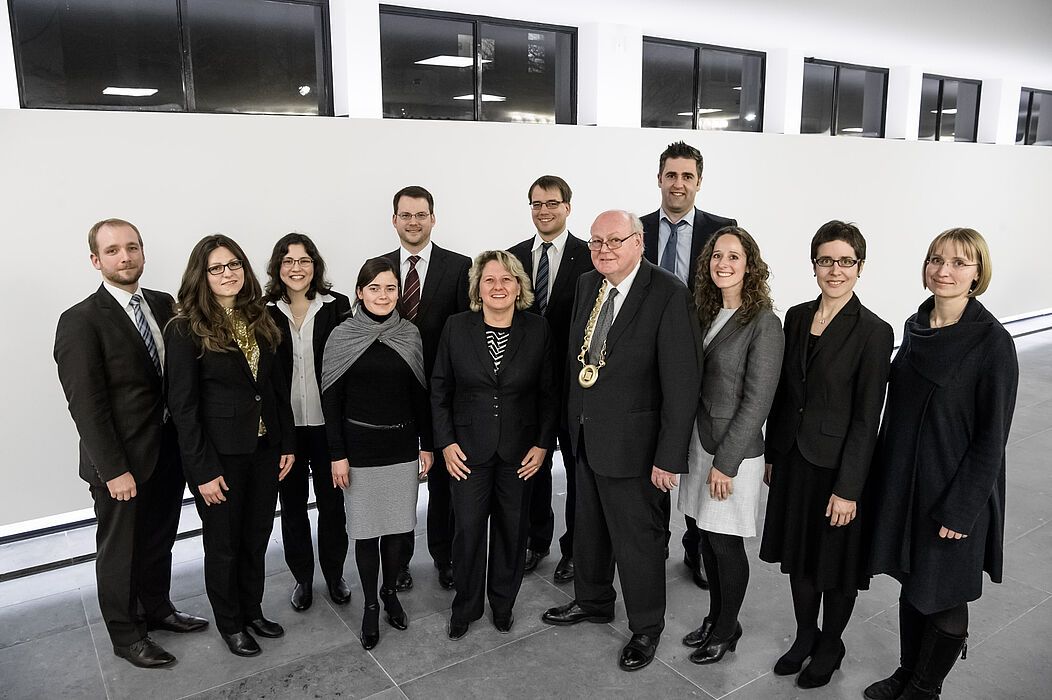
left=798, top=408, right=803, bottom=414
left=255, top=395, right=262, bottom=402
left=493, top=413, right=499, bottom=417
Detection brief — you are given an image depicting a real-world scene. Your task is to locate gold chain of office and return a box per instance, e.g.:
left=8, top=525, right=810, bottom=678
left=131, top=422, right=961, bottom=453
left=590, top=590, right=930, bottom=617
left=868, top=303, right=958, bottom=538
left=576, top=279, right=609, bottom=388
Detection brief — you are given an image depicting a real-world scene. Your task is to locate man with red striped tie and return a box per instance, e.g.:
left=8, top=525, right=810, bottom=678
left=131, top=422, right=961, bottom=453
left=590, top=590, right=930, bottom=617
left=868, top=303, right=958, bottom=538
left=382, top=186, right=470, bottom=592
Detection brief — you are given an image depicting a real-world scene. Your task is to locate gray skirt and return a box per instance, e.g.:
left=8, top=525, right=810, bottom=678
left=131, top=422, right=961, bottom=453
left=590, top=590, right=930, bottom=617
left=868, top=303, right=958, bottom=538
left=344, top=460, right=420, bottom=540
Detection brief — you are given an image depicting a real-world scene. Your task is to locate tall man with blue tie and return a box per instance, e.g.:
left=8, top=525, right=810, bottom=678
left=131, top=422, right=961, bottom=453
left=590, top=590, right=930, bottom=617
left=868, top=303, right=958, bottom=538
left=55, top=219, right=207, bottom=669
left=641, top=141, right=736, bottom=589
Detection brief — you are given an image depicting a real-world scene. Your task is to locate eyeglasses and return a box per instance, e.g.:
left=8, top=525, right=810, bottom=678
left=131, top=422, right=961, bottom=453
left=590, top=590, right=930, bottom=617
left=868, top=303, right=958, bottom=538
left=206, top=260, right=244, bottom=276
left=813, top=256, right=860, bottom=268
left=397, top=212, right=431, bottom=221
left=926, top=256, right=978, bottom=270
left=281, top=257, right=314, bottom=269
left=530, top=200, right=565, bottom=210
left=587, top=232, right=639, bottom=251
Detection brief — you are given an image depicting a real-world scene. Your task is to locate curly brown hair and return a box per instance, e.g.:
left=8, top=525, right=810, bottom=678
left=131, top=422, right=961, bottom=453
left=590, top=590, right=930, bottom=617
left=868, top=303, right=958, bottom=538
left=174, top=234, right=280, bottom=353
left=692, top=226, right=773, bottom=325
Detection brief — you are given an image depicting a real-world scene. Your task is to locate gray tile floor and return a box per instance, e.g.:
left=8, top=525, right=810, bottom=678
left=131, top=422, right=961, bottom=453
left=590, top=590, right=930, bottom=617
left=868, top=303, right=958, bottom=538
left=2, top=331, right=1050, bottom=699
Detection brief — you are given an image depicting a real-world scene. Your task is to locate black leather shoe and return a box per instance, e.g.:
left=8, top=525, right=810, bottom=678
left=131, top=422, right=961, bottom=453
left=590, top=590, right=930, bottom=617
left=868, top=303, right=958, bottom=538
left=797, top=639, right=846, bottom=689
left=436, top=562, right=455, bottom=590
left=379, top=587, right=408, bottom=630
left=553, top=556, right=575, bottom=583
left=221, top=630, right=261, bottom=657
left=447, top=618, right=469, bottom=640
left=691, top=567, right=709, bottom=589
left=682, top=617, right=714, bottom=648
left=327, top=577, right=351, bottom=606
left=361, top=603, right=380, bottom=650
left=524, top=548, right=548, bottom=573
left=493, top=611, right=514, bottom=634
left=113, top=636, right=176, bottom=668
left=774, top=627, right=820, bottom=676
left=689, top=622, right=742, bottom=665
left=291, top=582, right=313, bottom=611
left=394, top=566, right=414, bottom=592
left=619, top=633, right=659, bottom=671
left=541, top=601, right=614, bottom=626
left=245, top=616, right=284, bottom=638
left=147, top=610, right=209, bottom=633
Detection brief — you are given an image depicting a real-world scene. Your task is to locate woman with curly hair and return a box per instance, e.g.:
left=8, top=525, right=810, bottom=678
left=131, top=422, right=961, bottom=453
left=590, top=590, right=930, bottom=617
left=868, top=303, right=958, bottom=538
left=165, top=235, right=295, bottom=657
left=678, top=227, right=784, bottom=665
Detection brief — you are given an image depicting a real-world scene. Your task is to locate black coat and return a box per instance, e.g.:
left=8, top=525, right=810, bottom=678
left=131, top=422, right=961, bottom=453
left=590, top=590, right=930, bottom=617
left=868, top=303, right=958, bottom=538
left=867, top=297, right=1018, bottom=614
left=641, top=207, right=737, bottom=293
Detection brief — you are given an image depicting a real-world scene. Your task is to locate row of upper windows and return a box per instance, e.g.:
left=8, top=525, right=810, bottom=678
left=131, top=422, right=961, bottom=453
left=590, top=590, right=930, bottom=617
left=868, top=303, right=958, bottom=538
left=8, top=1, right=1050, bottom=145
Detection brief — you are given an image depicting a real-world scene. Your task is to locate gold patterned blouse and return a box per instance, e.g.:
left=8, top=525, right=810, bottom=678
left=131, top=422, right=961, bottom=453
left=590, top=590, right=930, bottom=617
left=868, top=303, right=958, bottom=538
left=225, top=308, right=266, bottom=436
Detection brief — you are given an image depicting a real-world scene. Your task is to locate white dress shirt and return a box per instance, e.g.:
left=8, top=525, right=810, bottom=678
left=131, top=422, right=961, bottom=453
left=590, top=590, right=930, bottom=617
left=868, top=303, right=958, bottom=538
left=399, top=240, right=434, bottom=297
left=103, top=281, right=165, bottom=371
left=274, top=295, right=332, bottom=427
left=531, top=229, right=569, bottom=298
left=601, top=258, right=643, bottom=323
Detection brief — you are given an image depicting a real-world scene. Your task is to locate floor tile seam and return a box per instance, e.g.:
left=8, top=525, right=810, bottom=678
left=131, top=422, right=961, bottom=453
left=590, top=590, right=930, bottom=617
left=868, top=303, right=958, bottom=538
left=1004, top=519, right=1051, bottom=546
left=81, top=594, right=113, bottom=700
left=651, top=652, right=720, bottom=699
left=716, top=671, right=772, bottom=700
left=969, top=591, right=1052, bottom=651
left=1001, top=572, right=1052, bottom=596
left=1007, top=424, right=1052, bottom=447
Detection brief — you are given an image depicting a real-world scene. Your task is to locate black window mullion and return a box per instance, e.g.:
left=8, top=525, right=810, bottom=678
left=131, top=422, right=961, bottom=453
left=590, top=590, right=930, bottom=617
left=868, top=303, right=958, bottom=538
left=176, top=0, right=196, bottom=111
left=1025, top=90, right=1035, bottom=145
left=934, top=79, right=944, bottom=141
left=692, top=48, right=701, bottom=129
left=473, top=20, right=482, bottom=120
left=830, top=65, right=841, bottom=135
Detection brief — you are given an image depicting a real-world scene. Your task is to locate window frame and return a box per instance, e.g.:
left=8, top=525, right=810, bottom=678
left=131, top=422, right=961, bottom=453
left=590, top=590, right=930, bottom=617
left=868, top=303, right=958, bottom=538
left=1018, top=87, right=1051, bottom=146
left=8, top=0, right=335, bottom=116
left=919, top=73, right=981, bottom=142
left=641, top=36, right=766, bottom=131
left=378, top=4, right=577, bottom=124
left=802, top=58, right=888, bottom=138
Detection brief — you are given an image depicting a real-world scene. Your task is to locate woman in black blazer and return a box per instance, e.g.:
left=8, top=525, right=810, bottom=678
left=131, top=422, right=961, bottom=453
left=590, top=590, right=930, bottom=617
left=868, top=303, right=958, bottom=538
left=265, top=233, right=352, bottom=612
left=166, top=235, right=296, bottom=657
left=864, top=229, right=1017, bottom=700
left=431, top=250, right=557, bottom=640
left=759, top=221, right=893, bottom=688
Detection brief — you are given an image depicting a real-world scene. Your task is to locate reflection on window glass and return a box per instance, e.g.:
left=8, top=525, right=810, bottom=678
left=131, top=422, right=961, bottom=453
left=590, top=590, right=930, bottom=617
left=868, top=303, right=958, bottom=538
left=918, top=77, right=940, bottom=139
left=479, top=23, right=573, bottom=123
left=699, top=49, right=762, bottom=132
left=380, top=12, right=474, bottom=120
left=641, top=41, right=694, bottom=129
left=1017, top=89, right=1052, bottom=146
left=802, top=60, right=885, bottom=137
left=801, top=63, right=835, bottom=135
left=919, top=75, right=980, bottom=142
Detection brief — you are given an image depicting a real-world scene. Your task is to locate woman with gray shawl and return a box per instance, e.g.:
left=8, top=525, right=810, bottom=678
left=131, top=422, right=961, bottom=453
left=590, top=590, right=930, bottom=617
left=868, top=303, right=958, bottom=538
left=321, top=257, right=433, bottom=651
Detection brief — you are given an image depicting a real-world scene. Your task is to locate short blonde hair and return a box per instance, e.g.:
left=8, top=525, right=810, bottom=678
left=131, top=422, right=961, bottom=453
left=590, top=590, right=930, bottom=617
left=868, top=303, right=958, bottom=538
left=468, top=250, right=534, bottom=312
left=923, top=227, right=992, bottom=297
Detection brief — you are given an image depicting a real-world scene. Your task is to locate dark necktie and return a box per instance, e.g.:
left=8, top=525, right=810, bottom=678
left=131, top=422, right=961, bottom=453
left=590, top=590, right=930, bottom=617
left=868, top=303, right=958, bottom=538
left=403, top=255, right=421, bottom=323
left=130, top=294, right=161, bottom=375
left=535, top=241, right=553, bottom=315
left=588, top=288, right=619, bottom=364
left=661, top=219, right=687, bottom=277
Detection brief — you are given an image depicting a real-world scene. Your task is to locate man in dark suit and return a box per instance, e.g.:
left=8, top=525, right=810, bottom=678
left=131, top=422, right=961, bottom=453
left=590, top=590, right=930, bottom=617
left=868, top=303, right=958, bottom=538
left=381, top=186, right=470, bottom=591
left=507, top=175, right=594, bottom=584
left=55, top=218, right=208, bottom=668
left=542, top=210, right=701, bottom=672
left=641, top=140, right=736, bottom=590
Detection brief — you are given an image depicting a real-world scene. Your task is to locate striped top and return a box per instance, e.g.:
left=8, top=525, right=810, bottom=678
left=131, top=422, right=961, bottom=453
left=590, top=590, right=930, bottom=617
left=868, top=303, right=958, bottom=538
left=485, top=325, right=510, bottom=371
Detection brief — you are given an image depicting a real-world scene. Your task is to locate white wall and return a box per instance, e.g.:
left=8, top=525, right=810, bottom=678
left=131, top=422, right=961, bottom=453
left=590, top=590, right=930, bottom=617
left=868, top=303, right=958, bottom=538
left=1, top=107, right=1050, bottom=527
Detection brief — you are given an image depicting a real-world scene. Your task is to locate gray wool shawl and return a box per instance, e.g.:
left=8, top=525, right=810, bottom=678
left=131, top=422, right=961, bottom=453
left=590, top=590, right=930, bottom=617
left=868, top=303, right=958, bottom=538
left=320, top=309, right=426, bottom=392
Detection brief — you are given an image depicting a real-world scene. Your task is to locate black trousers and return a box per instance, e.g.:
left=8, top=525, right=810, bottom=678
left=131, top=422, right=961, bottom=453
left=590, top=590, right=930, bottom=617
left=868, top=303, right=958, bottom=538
left=277, top=425, right=348, bottom=585
left=91, top=423, right=185, bottom=647
left=526, top=430, right=577, bottom=557
left=407, top=449, right=455, bottom=566
left=193, top=439, right=280, bottom=634
left=449, top=455, right=531, bottom=623
left=573, top=432, right=667, bottom=637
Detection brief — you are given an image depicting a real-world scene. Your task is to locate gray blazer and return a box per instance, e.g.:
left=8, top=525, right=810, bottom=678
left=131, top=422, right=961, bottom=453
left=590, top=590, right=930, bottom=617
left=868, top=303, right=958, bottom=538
left=697, top=308, right=783, bottom=477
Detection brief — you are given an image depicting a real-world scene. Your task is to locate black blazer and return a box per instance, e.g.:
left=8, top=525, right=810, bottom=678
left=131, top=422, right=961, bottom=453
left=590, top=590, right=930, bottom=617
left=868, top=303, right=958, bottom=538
left=641, top=208, right=737, bottom=293
left=165, top=317, right=295, bottom=486
left=55, top=285, right=176, bottom=486
left=267, top=291, right=352, bottom=392
left=764, top=294, right=893, bottom=501
left=431, top=311, right=557, bottom=466
left=506, top=232, right=594, bottom=390
left=566, top=261, right=701, bottom=478
left=382, top=244, right=471, bottom=378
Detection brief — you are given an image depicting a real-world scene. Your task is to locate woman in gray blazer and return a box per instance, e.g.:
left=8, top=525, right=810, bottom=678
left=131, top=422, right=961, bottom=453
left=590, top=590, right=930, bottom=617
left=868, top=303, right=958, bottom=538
left=678, top=227, right=783, bottom=665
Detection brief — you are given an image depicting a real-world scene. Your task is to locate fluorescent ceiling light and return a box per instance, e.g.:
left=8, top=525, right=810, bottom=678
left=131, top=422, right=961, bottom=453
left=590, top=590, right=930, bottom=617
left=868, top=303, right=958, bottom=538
left=298, top=85, right=311, bottom=96
left=841, top=127, right=864, bottom=132
left=744, top=112, right=757, bottom=122
left=453, top=93, right=506, bottom=102
left=732, top=86, right=742, bottom=91
left=677, top=108, right=723, bottom=116
left=103, top=87, right=158, bottom=97
left=415, top=55, right=492, bottom=67
left=931, top=108, right=958, bottom=114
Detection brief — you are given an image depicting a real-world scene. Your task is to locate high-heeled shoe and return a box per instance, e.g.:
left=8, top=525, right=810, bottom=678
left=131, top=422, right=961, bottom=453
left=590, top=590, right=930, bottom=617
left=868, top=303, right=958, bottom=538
left=379, top=587, right=408, bottom=630
left=797, top=638, right=846, bottom=689
left=688, top=622, right=742, bottom=665
left=360, top=603, right=380, bottom=650
left=682, top=617, right=714, bottom=648
left=774, top=626, right=820, bottom=676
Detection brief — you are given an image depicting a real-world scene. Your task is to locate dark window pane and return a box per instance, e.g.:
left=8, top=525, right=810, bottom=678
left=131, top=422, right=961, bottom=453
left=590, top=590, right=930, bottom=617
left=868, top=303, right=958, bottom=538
left=11, top=0, right=184, bottom=109
left=918, top=76, right=940, bottom=140
left=1033, top=92, right=1051, bottom=146
left=1017, top=89, right=1031, bottom=144
left=801, top=62, right=834, bottom=134
left=699, top=48, right=761, bottom=132
left=185, top=0, right=326, bottom=115
left=478, top=23, right=573, bottom=124
left=954, top=81, right=979, bottom=142
left=641, top=41, right=694, bottom=129
left=380, top=13, right=475, bottom=120
left=835, top=67, right=884, bottom=137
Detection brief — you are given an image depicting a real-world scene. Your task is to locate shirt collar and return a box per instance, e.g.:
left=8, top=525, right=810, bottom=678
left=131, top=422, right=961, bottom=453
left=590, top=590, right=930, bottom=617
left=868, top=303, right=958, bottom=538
left=532, top=228, right=568, bottom=254
left=661, top=208, right=696, bottom=230
left=609, top=258, right=643, bottom=296
left=103, top=280, right=140, bottom=307
left=400, top=240, right=433, bottom=264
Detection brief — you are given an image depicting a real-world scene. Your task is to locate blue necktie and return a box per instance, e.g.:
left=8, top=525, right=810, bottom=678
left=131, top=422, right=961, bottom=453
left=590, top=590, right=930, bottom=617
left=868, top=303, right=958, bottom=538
left=535, top=241, right=553, bottom=315
left=661, top=219, right=687, bottom=277
left=130, top=294, right=161, bottom=375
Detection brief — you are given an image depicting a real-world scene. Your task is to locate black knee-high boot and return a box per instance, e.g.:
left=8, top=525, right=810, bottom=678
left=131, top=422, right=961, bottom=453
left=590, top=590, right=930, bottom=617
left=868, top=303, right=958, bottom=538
left=864, top=597, right=926, bottom=699
left=900, top=622, right=967, bottom=699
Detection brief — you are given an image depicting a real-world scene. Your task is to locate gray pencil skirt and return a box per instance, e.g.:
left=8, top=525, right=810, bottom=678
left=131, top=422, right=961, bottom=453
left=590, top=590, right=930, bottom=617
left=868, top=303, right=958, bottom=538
left=344, top=459, right=420, bottom=540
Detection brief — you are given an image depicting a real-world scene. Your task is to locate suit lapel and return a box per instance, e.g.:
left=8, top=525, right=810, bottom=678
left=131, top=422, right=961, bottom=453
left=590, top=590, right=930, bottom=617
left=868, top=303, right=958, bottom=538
left=500, top=312, right=526, bottom=371
left=605, top=261, right=651, bottom=352
left=642, top=212, right=659, bottom=266
left=95, top=285, right=159, bottom=378
left=548, top=233, right=581, bottom=308
left=419, top=245, right=449, bottom=321
left=703, top=310, right=741, bottom=357
left=468, top=313, right=495, bottom=381
left=811, top=295, right=860, bottom=365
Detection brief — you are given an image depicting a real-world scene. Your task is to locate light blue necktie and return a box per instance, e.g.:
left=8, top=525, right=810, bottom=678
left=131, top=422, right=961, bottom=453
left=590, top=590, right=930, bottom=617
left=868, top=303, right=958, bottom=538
left=130, top=294, right=161, bottom=375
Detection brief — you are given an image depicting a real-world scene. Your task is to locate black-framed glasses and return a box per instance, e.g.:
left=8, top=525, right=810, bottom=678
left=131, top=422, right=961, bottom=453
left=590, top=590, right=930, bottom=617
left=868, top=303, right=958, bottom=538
left=397, top=212, right=432, bottom=221
left=280, top=257, right=314, bottom=269
left=530, top=200, right=565, bottom=210
left=813, top=256, right=859, bottom=268
left=587, top=232, right=639, bottom=251
left=926, top=256, right=978, bottom=270
left=206, top=260, right=244, bottom=276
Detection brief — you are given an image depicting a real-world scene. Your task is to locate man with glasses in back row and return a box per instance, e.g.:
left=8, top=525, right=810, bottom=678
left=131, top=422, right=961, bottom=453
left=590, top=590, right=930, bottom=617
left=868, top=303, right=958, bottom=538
left=507, top=175, right=594, bottom=584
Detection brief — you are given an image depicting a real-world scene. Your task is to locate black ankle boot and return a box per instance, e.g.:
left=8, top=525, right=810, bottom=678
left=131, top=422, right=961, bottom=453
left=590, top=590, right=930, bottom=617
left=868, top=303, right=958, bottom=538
left=360, top=603, right=380, bottom=650
left=774, top=626, right=819, bottom=675
left=797, top=637, right=846, bottom=689
left=379, top=587, right=408, bottom=630
left=865, top=667, right=912, bottom=699
left=900, top=625, right=967, bottom=699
